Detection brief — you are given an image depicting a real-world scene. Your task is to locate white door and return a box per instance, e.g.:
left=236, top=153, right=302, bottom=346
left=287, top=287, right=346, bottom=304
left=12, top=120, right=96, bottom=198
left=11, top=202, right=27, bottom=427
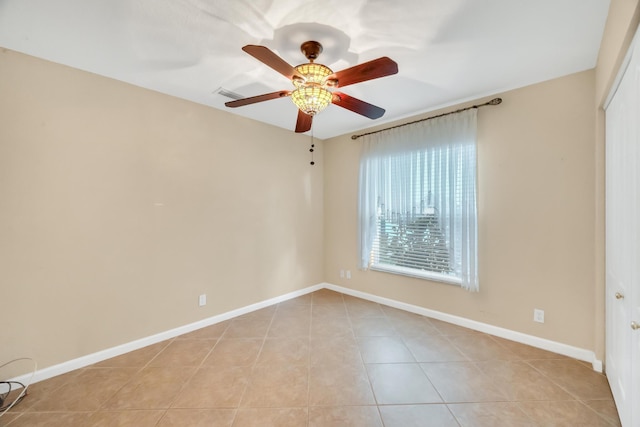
left=605, top=26, right=640, bottom=427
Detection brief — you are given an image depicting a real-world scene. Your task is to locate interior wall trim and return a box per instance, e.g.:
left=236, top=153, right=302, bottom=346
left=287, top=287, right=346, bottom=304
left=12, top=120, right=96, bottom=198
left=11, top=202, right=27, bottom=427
left=11, top=284, right=324, bottom=386
left=11, top=281, right=602, bottom=386
left=324, top=283, right=603, bottom=372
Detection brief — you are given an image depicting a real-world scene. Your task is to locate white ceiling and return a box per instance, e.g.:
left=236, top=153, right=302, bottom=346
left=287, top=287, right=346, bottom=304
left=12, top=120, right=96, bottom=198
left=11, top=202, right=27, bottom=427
left=0, top=0, right=610, bottom=139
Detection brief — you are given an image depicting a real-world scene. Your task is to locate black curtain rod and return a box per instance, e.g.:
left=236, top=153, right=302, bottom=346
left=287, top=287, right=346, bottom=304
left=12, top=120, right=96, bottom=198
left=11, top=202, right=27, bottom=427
left=350, top=97, right=503, bottom=140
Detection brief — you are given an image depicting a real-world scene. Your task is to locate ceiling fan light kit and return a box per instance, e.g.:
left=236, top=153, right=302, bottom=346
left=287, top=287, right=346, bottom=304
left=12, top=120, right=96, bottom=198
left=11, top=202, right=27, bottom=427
left=290, top=50, right=335, bottom=115
left=225, top=40, right=398, bottom=133
left=290, top=86, right=332, bottom=115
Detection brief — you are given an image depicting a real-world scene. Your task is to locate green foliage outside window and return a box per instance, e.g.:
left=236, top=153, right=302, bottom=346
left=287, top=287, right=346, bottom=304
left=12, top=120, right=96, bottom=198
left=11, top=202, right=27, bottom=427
left=377, top=212, right=451, bottom=273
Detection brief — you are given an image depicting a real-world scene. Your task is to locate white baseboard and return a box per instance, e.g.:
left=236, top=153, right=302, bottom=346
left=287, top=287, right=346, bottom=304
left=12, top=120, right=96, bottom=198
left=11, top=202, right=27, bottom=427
left=11, top=283, right=324, bottom=386
left=323, top=282, right=603, bottom=372
left=12, top=280, right=602, bottom=386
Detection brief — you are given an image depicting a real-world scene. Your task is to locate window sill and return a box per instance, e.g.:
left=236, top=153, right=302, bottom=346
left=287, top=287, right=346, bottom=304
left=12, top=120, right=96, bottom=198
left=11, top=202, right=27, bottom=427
left=370, top=264, right=461, bottom=286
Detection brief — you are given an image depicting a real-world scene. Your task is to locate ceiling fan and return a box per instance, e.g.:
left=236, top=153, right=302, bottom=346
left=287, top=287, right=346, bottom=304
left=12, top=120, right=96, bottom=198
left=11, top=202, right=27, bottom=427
left=225, top=41, right=398, bottom=133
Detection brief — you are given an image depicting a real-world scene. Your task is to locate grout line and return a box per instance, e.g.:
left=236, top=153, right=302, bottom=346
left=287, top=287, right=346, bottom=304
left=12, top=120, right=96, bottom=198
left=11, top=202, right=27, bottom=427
left=306, top=298, right=313, bottom=425
left=163, top=332, right=227, bottom=411
left=231, top=307, right=277, bottom=416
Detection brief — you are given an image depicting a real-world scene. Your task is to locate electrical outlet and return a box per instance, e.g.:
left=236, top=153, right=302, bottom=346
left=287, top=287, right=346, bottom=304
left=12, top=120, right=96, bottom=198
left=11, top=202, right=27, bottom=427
left=199, top=294, right=207, bottom=307
left=533, top=308, right=544, bottom=323
left=346, top=270, right=351, bottom=279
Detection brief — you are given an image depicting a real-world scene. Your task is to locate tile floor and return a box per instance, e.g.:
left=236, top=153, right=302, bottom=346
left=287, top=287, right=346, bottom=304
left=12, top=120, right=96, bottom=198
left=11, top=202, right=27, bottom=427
left=1, top=289, right=620, bottom=426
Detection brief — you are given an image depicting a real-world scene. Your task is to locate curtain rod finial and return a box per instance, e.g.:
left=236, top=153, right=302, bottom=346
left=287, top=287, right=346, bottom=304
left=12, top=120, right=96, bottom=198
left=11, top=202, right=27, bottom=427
left=489, top=98, right=502, bottom=105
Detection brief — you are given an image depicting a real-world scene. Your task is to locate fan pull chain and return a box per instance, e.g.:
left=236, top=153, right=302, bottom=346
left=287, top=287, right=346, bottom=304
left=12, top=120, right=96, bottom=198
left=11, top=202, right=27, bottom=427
left=309, top=129, right=315, bottom=166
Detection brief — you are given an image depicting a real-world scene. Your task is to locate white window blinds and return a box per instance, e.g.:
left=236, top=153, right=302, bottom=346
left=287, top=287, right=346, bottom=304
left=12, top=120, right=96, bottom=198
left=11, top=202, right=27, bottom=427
left=358, top=108, right=478, bottom=291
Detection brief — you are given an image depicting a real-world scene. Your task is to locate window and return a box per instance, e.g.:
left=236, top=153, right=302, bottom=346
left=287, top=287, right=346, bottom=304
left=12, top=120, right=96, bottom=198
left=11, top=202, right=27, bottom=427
left=358, top=109, right=479, bottom=291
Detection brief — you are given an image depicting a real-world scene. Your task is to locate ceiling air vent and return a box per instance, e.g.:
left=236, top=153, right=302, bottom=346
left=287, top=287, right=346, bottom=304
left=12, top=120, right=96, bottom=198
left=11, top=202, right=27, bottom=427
left=215, top=87, right=244, bottom=100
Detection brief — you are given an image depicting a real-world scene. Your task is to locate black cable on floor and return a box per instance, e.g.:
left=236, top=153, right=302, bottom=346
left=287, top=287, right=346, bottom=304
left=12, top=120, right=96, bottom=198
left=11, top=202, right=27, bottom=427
left=0, top=381, right=27, bottom=412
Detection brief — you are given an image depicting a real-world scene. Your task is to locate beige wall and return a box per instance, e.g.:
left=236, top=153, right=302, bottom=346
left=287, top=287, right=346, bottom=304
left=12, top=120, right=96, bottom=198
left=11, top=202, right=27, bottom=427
left=0, top=49, right=324, bottom=373
left=324, top=70, right=597, bottom=350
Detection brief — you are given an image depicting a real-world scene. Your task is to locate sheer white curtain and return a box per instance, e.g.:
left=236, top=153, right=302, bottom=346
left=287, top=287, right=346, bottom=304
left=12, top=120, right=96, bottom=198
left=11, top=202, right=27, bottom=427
left=358, top=108, right=478, bottom=291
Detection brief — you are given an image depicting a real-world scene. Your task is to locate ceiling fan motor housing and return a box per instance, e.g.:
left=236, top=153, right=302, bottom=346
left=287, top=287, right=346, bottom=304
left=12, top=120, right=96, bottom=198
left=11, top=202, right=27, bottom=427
left=300, top=40, right=323, bottom=61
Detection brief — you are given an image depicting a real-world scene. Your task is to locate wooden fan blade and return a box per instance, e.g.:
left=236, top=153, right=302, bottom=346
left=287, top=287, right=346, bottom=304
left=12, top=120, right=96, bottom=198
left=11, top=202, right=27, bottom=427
left=295, top=109, right=313, bottom=133
left=332, top=92, right=385, bottom=119
left=225, top=91, right=290, bottom=108
left=242, top=45, right=303, bottom=80
left=329, top=57, right=398, bottom=88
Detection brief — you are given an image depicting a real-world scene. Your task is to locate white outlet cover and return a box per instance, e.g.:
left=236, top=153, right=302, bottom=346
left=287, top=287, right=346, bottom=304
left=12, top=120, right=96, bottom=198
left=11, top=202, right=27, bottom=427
left=533, top=309, right=544, bottom=323
left=199, top=294, right=207, bottom=306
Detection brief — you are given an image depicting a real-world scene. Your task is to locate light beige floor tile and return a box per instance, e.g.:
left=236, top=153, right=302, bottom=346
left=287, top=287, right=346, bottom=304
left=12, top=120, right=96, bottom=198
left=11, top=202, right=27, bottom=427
left=309, top=333, right=358, bottom=350
left=448, top=402, right=538, bottom=427
left=157, top=409, right=236, bottom=426
left=256, top=337, right=309, bottom=366
left=3, top=412, right=93, bottom=427
left=404, top=334, right=468, bottom=362
left=357, top=336, right=416, bottom=363
left=233, top=407, right=308, bottom=427
left=582, top=399, right=622, bottom=426
left=171, top=366, right=251, bottom=408
left=311, top=289, right=344, bottom=304
left=148, top=339, right=216, bottom=367
left=308, top=405, right=383, bottom=427
left=518, top=400, right=613, bottom=426
left=202, top=338, right=263, bottom=367
left=223, top=317, right=272, bottom=339
left=87, top=409, right=165, bottom=426
left=0, top=412, right=23, bottom=425
left=389, top=316, right=441, bottom=338
left=345, top=300, right=385, bottom=318
left=475, top=360, right=574, bottom=401
left=527, top=359, right=613, bottom=400
left=308, top=363, right=375, bottom=406
left=366, top=363, right=442, bottom=404
left=310, top=314, right=353, bottom=336
left=309, top=335, right=363, bottom=367
left=267, top=315, right=311, bottom=337
left=421, top=362, right=509, bottom=403
left=8, top=369, right=84, bottom=412
left=240, top=364, right=309, bottom=407
left=274, top=303, right=312, bottom=318
left=379, top=404, right=459, bottom=427
left=30, top=367, right=138, bottom=411
left=311, top=303, right=348, bottom=318
left=448, top=334, right=519, bottom=361
left=103, top=366, right=196, bottom=410
left=351, top=316, right=397, bottom=336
